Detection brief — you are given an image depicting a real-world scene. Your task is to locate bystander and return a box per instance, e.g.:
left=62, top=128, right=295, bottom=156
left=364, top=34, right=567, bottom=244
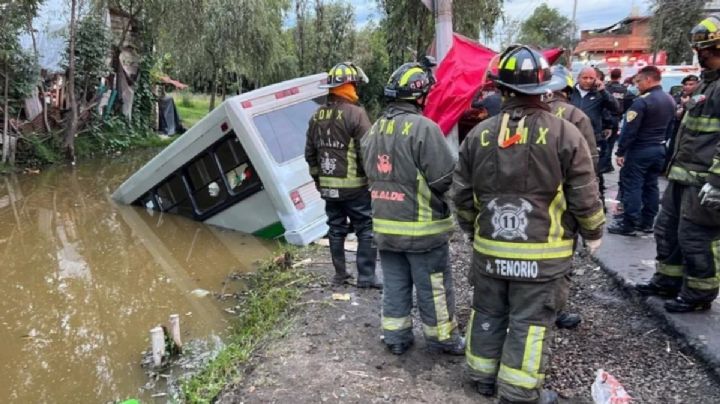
left=609, top=66, right=676, bottom=236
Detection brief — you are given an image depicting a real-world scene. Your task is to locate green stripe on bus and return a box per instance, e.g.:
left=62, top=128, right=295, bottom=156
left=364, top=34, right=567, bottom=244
left=252, top=222, right=286, bottom=239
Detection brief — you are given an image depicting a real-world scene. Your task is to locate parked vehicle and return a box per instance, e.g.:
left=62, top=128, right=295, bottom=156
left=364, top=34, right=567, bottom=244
left=112, top=74, right=330, bottom=245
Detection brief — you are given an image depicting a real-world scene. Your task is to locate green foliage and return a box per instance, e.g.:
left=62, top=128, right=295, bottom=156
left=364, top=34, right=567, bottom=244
left=518, top=4, right=573, bottom=49
left=181, top=246, right=313, bottom=403
left=180, top=91, right=195, bottom=108
left=175, top=93, right=211, bottom=127
left=355, top=22, right=390, bottom=119
left=158, top=0, right=290, bottom=96
left=0, top=0, right=41, bottom=111
left=291, top=0, right=358, bottom=76
left=378, top=0, right=504, bottom=68
left=17, top=135, right=62, bottom=167
left=78, top=115, right=172, bottom=156
left=68, top=15, right=112, bottom=102
left=131, top=53, right=157, bottom=130
left=650, top=0, right=705, bottom=64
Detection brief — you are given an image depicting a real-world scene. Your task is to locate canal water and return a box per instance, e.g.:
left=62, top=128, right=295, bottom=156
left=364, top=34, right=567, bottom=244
left=0, top=150, right=275, bottom=402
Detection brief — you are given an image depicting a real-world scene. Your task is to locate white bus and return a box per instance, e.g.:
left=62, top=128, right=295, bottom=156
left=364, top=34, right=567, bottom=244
left=112, top=74, right=329, bottom=245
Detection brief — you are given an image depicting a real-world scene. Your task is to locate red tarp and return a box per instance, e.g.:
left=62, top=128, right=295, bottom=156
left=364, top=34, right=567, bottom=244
left=424, top=34, right=564, bottom=135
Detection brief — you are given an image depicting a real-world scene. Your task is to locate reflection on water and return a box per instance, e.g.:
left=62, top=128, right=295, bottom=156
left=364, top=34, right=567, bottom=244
left=0, top=150, right=274, bottom=402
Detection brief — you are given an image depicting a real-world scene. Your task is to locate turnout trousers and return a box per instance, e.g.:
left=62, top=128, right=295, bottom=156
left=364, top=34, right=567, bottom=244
left=380, top=244, right=460, bottom=346
left=653, top=181, right=720, bottom=302
left=466, top=272, right=570, bottom=403
left=325, top=191, right=378, bottom=283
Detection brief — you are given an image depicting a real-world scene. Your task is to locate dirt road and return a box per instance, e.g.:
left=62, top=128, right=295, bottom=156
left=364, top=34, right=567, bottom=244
left=217, top=236, right=720, bottom=403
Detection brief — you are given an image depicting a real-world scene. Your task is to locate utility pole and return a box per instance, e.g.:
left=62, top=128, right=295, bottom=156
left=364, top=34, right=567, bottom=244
left=420, top=0, right=454, bottom=63
left=572, top=0, right=578, bottom=40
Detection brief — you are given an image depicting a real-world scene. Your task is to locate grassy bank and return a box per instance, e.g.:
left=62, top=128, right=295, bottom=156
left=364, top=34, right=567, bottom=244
left=174, top=92, right=212, bottom=128
left=181, top=245, right=315, bottom=403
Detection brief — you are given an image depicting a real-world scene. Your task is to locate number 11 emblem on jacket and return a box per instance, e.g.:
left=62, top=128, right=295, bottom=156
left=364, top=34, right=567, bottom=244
left=488, top=198, right=532, bottom=240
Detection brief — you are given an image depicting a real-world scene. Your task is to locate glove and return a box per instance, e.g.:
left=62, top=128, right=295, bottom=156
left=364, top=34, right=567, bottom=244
left=699, top=183, right=720, bottom=209
left=586, top=238, right=603, bottom=255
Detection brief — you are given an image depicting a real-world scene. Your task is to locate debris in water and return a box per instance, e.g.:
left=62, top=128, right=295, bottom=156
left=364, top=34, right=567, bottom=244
left=332, top=293, right=351, bottom=301
left=190, top=289, right=211, bottom=298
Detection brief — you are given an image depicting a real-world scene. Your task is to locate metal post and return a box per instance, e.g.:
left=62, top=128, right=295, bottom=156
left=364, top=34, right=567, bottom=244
left=572, top=0, right=578, bottom=40
left=435, top=0, right=454, bottom=63
left=421, top=0, right=454, bottom=63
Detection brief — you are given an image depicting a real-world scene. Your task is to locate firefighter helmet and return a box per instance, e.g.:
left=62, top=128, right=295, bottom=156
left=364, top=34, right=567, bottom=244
left=384, top=62, right=435, bottom=100
left=689, top=15, right=720, bottom=50
left=320, top=62, right=369, bottom=89
left=492, top=45, right=565, bottom=95
left=551, top=65, right=575, bottom=92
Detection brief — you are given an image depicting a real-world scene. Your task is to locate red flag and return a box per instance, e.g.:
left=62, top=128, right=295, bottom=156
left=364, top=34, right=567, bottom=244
left=424, top=35, right=496, bottom=135
left=542, top=48, right=565, bottom=65
left=424, top=34, right=564, bottom=135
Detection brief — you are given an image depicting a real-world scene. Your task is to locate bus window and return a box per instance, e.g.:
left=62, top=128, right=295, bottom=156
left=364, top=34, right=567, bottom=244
left=187, top=153, right=228, bottom=214
left=156, top=174, right=194, bottom=217
left=253, top=96, right=325, bottom=164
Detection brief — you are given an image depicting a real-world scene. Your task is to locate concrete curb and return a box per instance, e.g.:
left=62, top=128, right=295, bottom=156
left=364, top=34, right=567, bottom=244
left=593, top=252, right=720, bottom=379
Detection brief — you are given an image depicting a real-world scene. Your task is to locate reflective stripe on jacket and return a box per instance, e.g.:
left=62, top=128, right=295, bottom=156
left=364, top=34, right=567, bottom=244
left=669, top=69, right=720, bottom=187
left=361, top=102, right=456, bottom=252
left=305, top=95, right=372, bottom=200
left=453, top=97, right=604, bottom=282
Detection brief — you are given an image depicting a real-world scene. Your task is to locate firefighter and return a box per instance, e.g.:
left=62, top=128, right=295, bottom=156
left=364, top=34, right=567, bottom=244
left=636, top=15, right=720, bottom=312
left=361, top=59, right=464, bottom=356
left=543, top=65, right=599, bottom=330
left=453, top=45, right=605, bottom=403
left=305, top=62, right=381, bottom=289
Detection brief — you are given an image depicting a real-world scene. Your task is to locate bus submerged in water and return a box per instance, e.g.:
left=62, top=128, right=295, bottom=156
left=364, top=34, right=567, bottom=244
left=112, top=74, right=329, bottom=246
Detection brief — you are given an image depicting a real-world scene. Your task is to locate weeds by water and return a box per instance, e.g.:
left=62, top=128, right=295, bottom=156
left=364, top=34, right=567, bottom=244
left=180, top=245, right=314, bottom=403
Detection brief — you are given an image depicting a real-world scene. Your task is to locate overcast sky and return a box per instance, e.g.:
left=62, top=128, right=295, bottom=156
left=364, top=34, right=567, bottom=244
left=351, top=0, right=653, bottom=41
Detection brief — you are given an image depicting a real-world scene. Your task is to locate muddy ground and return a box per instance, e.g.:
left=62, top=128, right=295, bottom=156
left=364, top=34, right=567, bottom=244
left=217, top=235, right=720, bottom=403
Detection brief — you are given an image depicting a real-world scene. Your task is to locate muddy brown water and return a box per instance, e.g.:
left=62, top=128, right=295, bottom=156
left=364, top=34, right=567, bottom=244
left=0, top=150, right=275, bottom=403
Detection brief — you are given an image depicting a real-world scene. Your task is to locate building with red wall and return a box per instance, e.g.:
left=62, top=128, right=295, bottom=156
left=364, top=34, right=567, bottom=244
left=573, top=16, right=667, bottom=67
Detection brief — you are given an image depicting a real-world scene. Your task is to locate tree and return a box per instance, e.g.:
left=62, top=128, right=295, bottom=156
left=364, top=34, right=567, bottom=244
left=518, top=4, right=573, bottom=50
left=64, top=0, right=80, bottom=163
left=289, top=0, right=358, bottom=77
left=157, top=0, right=289, bottom=111
left=497, top=18, right=521, bottom=50
left=650, top=0, right=705, bottom=64
left=354, top=21, right=390, bottom=119
left=67, top=16, right=112, bottom=105
left=0, top=0, right=41, bottom=164
left=378, top=0, right=504, bottom=68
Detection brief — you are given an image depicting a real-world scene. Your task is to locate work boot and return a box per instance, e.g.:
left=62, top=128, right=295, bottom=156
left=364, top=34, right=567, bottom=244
left=635, top=282, right=679, bottom=298
left=555, top=311, right=582, bottom=329
left=498, top=389, right=558, bottom=404
left=664, top=297, right=713, bottom=313
left=538, top=390, right=559, bottom=404
left=386, top=340, right=413, bottom=355
left=329, top=238, right=352, bottom=285
left=356, top=239, right=381, bottom=289
left=635, top=223, right=654, bottom=233
left=608, top=223, right=637, bottom=236
left=426, top=336, right=465, bottom=355
left=475, top=381, right=496, bottom=397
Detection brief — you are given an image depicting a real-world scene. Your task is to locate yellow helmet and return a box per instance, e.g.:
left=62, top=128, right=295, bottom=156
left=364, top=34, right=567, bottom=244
left=319, top=62, right=369, bottom=89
